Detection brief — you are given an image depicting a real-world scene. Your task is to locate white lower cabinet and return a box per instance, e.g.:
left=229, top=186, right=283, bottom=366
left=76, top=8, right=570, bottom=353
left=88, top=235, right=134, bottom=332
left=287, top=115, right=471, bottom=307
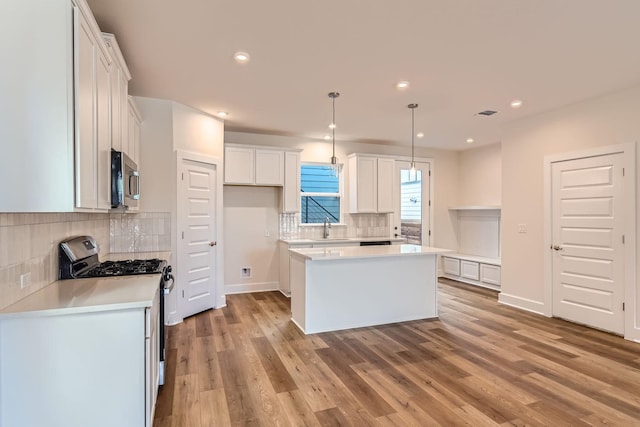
left=0, top=296, right=160, bottom=427
left=442, top=255, right=501, bottom=291
left=461, top=260, right=480, bottom=281
left=480, top=263, right=501, bottom=287
left=279, top=241, right=312, bottom=296
left=443, top=257, right=460, bottom=276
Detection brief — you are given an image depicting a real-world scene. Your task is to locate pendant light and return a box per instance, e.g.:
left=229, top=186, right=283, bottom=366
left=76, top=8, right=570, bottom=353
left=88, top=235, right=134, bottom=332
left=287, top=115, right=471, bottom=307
left=408, top=103, right=418, bottom=180
left=328, top=92, right=340, bottom=175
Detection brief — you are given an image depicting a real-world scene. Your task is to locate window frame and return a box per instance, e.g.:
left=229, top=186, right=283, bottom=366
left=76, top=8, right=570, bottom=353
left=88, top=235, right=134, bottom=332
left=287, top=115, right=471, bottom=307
left=299, top=161, right=344, bottom=225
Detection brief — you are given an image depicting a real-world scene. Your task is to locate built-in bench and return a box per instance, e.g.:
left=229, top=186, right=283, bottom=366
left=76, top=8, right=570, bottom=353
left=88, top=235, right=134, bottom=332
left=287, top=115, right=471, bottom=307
left=441, top=253, right=501, bottom=291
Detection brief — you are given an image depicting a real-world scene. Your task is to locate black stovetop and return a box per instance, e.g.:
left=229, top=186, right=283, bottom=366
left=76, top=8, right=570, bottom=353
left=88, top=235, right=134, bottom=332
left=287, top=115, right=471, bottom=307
left=81, top=258, right=165, bottom=278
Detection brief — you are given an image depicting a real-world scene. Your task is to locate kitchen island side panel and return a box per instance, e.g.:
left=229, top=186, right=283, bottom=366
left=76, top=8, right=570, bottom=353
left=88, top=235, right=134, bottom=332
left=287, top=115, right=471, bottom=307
left=292, top=253, right=437, bottom=334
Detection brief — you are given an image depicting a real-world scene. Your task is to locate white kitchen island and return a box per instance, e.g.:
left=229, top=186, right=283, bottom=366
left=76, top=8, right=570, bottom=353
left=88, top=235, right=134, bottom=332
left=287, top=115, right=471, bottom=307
left=288, top=244, right=449, bottom=334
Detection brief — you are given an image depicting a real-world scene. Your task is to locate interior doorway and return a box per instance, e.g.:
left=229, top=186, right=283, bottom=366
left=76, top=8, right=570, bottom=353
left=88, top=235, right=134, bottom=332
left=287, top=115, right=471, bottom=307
left=177, top=158, right=218, bottom=318
left=544, top=143, right=636, bottom=338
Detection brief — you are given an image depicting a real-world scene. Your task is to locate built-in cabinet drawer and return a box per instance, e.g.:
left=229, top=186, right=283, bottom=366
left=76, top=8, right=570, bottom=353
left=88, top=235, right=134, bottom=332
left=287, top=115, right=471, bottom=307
left=480, top=264, right=501, bottom=286
left=443, top=257, right=460, bottom=276
left=461, top=260, right=479, bottom=281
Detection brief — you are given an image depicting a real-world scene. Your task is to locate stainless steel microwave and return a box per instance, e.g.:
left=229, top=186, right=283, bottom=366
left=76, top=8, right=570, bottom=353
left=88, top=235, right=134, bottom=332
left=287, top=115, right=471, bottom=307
left=111, top=150, right=140, bottom=209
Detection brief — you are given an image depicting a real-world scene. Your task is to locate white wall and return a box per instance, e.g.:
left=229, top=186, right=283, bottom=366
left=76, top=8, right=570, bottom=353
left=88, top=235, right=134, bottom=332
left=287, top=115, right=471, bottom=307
left=135, top=97, right=174, bottom=213
left=172, top=102, right=224, bottom=159
left=223, top=186, right=280, bottom=293
left=500, top=84, right=639, bottom=340
left=135, top=97, right=225, bottom=322
left=458, top=143, right=501, bottom=206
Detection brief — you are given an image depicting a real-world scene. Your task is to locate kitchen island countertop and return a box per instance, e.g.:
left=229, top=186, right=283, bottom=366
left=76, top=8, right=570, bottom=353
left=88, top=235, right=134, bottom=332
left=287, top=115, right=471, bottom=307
left=289, top=244, right=450, bottom=261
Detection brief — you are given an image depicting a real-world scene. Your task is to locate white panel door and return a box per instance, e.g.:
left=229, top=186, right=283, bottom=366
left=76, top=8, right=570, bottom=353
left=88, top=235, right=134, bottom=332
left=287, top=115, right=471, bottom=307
left=551, top=153, right=625, bottom=334
left=393, top=160, right=431, bottom=245
left=179, top=159, right=217, bottom=318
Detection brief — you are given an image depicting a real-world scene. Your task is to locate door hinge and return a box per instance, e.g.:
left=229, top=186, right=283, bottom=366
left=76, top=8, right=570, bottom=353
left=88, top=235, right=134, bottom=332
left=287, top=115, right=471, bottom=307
left=622, top=167, right=625, bottom=177
left=622, top=302, right=625, bottom=311
left=182, top=290, right=185, bottom=298
left=182, top=172, right=184, bottom=180
left=429, top=230, right=431, bottom=236
left=428, top=200, right=431, bottom=207
left=428, top=170, right=431, bottom=177
left=182, top=231, right=184, bottom=239
left=622, top=234, right=625, bottom=244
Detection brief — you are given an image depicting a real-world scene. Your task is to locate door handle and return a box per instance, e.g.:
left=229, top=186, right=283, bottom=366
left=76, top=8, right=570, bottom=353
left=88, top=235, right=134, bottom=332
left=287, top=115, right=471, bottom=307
left=552, top=245, right=563, bottom=251
left=209, top=241, right=217, bottom=247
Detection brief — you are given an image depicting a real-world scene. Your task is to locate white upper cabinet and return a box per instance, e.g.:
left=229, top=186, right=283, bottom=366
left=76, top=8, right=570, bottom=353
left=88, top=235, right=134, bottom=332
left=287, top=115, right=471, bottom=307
left=128, top=96, right=142, bottom=165
left=95, top=42, right=112, bottom=210
left=224, top=144, right=286, bottom=186
left=348, top=154, right=394, bottom=213
left=282, top=151, right=301, bottom=213
left=255, top=149, right=284, bottom=185
left=376, top=157, right=395, bottom=213
left=0, top=0, right=129, bottom=212
left=224, top=145, right=255, bottom=184
left=103, top=33, right=132, bottom=158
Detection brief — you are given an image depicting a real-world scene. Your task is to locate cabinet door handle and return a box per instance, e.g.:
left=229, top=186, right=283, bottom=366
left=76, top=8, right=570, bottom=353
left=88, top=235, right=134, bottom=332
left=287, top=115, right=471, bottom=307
left=552, top=245, right=563, bottom=251
left=209, top=241, right=217, bottom=247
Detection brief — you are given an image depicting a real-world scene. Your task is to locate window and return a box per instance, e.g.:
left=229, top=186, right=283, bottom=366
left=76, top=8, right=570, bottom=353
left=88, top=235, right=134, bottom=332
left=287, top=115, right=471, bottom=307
left=300, top=164, right=341, bottom=224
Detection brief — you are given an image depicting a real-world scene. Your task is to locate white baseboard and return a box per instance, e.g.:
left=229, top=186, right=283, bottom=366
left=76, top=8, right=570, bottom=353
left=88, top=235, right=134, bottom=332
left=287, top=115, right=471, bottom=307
left=498, top=292, right=547, bottom=316
left=225, top=281, right=279, bottom=295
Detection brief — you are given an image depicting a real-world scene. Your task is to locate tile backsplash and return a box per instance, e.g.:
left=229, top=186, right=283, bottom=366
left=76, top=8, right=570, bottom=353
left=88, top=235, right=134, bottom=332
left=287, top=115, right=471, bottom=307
left=280, top=212, right=389, bottom=239
left=0, top=213, right=110, bottom=310
left=0, top=211, right=172, bottom=310
left=110, top=212, right=171, bottom=253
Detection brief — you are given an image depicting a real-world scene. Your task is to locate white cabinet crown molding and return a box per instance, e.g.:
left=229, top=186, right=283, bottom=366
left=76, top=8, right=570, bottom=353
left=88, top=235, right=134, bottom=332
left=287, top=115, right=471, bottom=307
left=102, top=32, right=132, bottom=80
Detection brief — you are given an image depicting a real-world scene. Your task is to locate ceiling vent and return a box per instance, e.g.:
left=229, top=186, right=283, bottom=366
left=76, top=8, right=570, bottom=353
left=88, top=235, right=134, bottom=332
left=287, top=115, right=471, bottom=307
left=477, top=110, right=498, bottom=116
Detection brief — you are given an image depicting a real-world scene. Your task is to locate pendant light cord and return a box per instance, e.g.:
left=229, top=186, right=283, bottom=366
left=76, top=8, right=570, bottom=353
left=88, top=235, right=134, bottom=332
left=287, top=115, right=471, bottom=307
left=408, top=103, right=418, bottom=169
left=328, top=92, right=340, bottom=166
left=332, top=95, right=336, bottom=158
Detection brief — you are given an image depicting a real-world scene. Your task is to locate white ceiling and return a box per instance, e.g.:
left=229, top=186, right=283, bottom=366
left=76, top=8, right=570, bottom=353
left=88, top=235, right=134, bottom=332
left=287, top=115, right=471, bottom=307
left=86, top=0, right=640, bottom=151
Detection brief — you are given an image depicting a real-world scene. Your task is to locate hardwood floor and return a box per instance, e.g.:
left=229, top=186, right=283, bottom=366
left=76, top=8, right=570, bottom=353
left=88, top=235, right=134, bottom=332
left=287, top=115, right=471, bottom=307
left=154, top=279, right=640, bottom=426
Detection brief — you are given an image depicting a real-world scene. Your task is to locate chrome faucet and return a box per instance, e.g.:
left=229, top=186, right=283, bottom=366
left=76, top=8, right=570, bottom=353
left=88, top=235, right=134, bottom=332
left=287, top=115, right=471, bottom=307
left=323, top=217, right=331, bottom=238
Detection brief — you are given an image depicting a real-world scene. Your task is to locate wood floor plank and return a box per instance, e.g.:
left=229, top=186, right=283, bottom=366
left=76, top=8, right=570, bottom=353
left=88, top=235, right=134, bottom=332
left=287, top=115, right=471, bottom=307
left=251, top=336, right=298, bottom=393
left=171, top=374, right=200, bottom=427
left=196, top=335, right=222, bottom=391
left=155, top=347, right=178, bottom=417
left=277, top=390, right=322, bottom=427
left=155, top=282, right=640, bottom=426
left=200, top=389, right=232, bottom=427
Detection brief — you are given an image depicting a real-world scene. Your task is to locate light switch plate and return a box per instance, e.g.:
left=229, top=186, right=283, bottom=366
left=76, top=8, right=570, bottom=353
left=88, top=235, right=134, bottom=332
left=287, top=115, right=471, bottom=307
left=518, top=224, right=527, bottom=233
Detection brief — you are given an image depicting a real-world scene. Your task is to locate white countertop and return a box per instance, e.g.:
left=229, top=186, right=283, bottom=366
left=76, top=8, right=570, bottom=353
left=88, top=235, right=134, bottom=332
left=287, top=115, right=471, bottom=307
left=289, top=244, right=451, bottom=261
left=280, top=237, right=407, bottom=245
left=0, top=274, right=161, bottom=319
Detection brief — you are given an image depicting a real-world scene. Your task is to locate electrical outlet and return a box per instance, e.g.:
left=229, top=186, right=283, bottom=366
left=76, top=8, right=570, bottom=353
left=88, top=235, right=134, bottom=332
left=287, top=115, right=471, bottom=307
left=241, top=267, right=252, bottom=278
left=264, top=229, right=270, bottom=237
left=20, top=272, right=32, bottom=289
left=518, top=224, right=527, bottom=234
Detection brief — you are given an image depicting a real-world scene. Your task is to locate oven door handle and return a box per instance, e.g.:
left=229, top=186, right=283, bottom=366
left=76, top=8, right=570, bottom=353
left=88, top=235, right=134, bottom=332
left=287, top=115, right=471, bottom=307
left=163, top=274, right=175, bottom=295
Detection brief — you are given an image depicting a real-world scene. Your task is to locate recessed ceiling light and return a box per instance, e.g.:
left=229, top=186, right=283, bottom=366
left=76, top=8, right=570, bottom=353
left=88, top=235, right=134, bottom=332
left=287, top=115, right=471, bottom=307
left=396, top=81, right=409, bottom=90
left=233, top=51, right=250, bottom=64
left=324, top=135, right=331, bottom=140
left=217, top=111, right=229, bottom=118
left=466, top=138, right=474, bottom=144
left=510, top=99, right=523, bottom=108
left=328, top=123, right=336, bottom=129
left=416, top=132, right=424, bottom=138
